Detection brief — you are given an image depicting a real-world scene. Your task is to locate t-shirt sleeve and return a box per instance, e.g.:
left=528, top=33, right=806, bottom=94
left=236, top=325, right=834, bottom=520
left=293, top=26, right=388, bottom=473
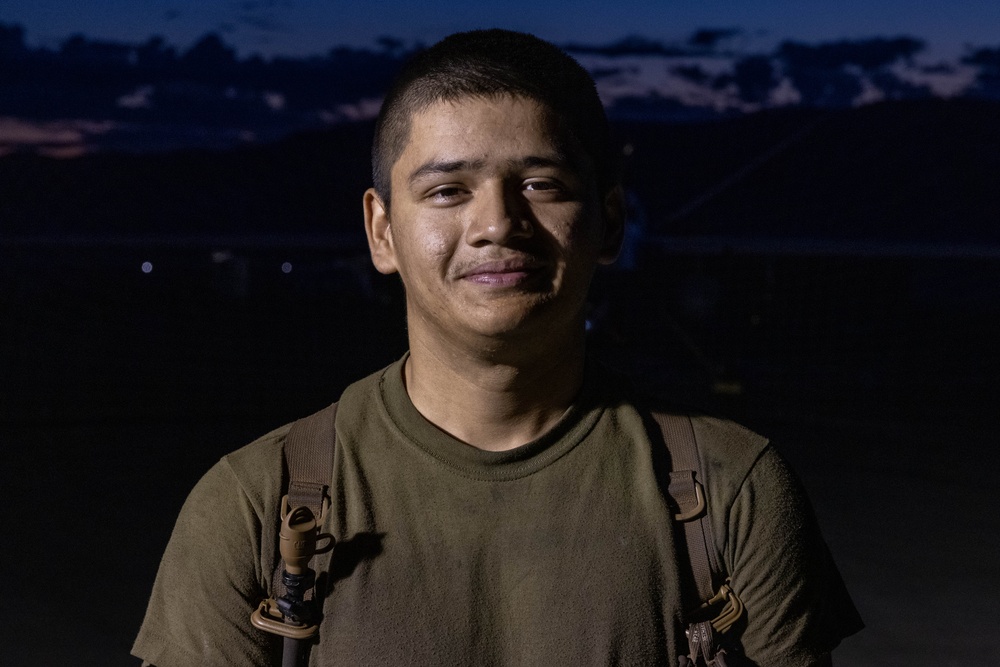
left=724, top=445, right=863, bottom=666
left=131, top=458, right=281, bottom=667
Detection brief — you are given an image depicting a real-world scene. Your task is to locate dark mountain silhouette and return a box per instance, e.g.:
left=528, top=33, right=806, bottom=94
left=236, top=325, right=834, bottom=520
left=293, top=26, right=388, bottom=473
left=0, top=121, right=374, bottom=237
left=4, top=97, right=997, bottom=246
left=620, top=98, right=1000, bottom=244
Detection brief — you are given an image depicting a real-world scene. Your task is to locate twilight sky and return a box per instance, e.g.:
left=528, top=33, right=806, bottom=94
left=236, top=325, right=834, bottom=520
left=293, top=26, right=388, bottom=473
left=4, top=0, right=998, bottom=60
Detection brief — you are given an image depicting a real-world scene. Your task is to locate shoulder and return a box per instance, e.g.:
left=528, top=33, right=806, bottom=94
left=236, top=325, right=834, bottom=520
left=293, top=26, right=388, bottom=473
left=225, top=422, right=291, bottom=467
left=692, top=421, right=865, bottom=660
left=593, top=362, right=769, bottom=486
left=220, top=357, right=396, bottom=507
left=648, top=411, right=772, bottom=511
left=219, top=359, right=396, bottom=511
left=220, top=422, right=291, bottom=516
left=690, top=415, right=772, bottom=510
left=689, top=414, right=770, bottom=480
left=669, top=413, right=775, bottom=561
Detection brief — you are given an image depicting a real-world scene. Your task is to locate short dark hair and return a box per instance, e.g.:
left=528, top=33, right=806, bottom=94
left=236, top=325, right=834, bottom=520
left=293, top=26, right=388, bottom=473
left=372, top=29, right=617, bottom=205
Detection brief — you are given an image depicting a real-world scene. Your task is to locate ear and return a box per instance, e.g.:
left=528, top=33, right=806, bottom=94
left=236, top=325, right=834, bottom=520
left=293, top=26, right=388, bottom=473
left=364, top=188, right=399, bottom=275
left=597, top=185, right=625, bottom=265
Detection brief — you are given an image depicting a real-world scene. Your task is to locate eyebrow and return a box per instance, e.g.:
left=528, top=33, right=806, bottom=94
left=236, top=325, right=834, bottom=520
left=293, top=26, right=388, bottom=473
left=407, top=154, right=574, bottom=186
left=408, top=159, right=485, bottom=185
left=517, top=154, right=571, bottom=171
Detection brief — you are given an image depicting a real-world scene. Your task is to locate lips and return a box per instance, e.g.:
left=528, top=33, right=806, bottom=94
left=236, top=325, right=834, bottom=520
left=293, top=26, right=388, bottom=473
left=457, top=257, right=546, bottom=286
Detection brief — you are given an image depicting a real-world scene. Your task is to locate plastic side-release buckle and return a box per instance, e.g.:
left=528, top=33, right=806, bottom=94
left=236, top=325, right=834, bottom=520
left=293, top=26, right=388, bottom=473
left=251, top=599, right=319, bottom=639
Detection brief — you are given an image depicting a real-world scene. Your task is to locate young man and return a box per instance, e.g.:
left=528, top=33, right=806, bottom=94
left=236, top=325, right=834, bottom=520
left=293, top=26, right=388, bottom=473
left=133, top=30, right=862, bottom=666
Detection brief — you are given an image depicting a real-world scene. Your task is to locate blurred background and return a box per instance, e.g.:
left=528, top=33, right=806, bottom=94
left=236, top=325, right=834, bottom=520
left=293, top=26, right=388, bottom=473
left=1, top=2, right=998, bottom=664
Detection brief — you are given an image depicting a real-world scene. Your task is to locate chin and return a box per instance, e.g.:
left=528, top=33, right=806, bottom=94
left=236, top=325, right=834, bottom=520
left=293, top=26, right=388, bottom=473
left=474, top=304, right=583, bottom=342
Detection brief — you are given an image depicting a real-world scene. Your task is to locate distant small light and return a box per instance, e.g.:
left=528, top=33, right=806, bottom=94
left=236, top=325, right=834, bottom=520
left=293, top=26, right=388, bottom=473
left=141, top=261, right=153, bottom=274
left=281, top=262, right=293, bottom=274
left=212, top=250, right=233, bottom=264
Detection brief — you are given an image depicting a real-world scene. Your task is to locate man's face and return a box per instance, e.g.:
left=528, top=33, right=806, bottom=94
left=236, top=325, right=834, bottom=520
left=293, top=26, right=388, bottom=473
left=364, top=95, right=621, bottom=353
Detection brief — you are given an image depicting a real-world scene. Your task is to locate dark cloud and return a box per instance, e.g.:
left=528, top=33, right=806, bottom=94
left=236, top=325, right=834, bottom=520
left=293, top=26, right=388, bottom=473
left=587, top=66, right=629, bottom=82
left=688, top=28, right=741, bottom=50
left=59, top=34, right=134, bottom=66
left=375, top=36, right=405, bottom=54
left=731, top=56, right=778, bottom=104
left=0, top=23, right=990, bottom=154
left=606, top=92, right=729, bottom=123
left=181, top=33, right=238, bottom=71
left=671, top=64, right=711, bottom=85
left=868, top=71, right=933, bottom=101
left=963, top=45, right=1000, bottom=68
left=921, top=62, right=955, bottom=74
left=777, top=36, right=925, bottom=71
left=773, top=37, right=926, bottom=108
left=0, top=24, right=412, bottom=152
left=0, top=22, right=28, bottom=59
left=961, top=46, right=1000, bottom=99
left=710, top=73, right=733, bottom=92
left=788, top=66, right=864, bottom=108
left=135, top=36, right=178, bottom=68
left=564, top=35, right=687, bottom=58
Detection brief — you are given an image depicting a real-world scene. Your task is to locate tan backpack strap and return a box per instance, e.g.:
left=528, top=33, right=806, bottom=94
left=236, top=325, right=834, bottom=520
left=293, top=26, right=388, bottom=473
left=253, top=401, right=339, bottom=654
left=654, top=412, right=744, bottom=665
left=653, top=412, right=721, bottom=606
left=284, top=401, right=339, bottom=522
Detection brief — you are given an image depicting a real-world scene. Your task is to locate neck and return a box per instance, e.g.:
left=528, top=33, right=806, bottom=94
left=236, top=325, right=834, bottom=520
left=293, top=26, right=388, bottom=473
left=403, top=327, right=588, bottom=452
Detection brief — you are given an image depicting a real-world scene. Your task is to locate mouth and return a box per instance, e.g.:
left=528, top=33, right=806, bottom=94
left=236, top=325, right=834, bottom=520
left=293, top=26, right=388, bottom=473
left=457, top=257, right=547, bottom=287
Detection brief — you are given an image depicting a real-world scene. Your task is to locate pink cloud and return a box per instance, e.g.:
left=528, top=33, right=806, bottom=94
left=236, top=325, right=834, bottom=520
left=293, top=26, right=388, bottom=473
left=0, top=117, right=115, bottom=157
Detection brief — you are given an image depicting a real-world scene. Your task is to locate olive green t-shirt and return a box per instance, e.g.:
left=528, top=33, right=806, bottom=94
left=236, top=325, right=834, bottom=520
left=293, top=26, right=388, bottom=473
left=133, top=357, right=861, bottom=666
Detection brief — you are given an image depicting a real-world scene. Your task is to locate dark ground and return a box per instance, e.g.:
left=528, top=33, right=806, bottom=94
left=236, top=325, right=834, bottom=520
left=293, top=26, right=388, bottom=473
left=2, top=249, right=998, bottom=665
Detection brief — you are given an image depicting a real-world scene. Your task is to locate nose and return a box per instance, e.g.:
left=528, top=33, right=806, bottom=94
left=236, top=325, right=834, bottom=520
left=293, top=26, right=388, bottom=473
left=464, top=183, right=534, bottom=246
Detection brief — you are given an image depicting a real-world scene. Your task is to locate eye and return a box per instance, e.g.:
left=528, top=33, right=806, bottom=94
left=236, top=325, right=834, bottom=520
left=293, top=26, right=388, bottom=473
left=524, top=179, right=557, bottom=191
left=426, top=185, right=469, bottom=204
left=523, top=178, right=568, bottom=199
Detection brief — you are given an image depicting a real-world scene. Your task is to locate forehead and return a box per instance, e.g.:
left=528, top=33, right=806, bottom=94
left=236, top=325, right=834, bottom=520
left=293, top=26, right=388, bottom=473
left=392, top=95, right=583, bottom=179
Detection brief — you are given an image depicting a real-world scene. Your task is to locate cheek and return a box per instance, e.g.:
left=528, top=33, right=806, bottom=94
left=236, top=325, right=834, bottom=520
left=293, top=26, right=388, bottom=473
left=423, top=228, right=452, bottom=261
left=558, top=205, right=604, bottom=250
left=395, top=217, right=455, bottom=280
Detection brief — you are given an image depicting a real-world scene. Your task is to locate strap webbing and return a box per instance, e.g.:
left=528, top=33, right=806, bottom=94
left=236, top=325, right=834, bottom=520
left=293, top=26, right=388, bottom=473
left=653, top=412, right=722, bottom=608
left=278, top=402, right=724, bottom=662
left=284, top=402, right=339, bottom=522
